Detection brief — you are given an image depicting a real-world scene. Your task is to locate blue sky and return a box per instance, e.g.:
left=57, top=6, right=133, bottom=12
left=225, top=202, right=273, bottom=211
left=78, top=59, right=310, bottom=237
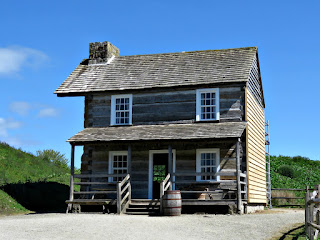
left=1, top=0, right=319, bottom=168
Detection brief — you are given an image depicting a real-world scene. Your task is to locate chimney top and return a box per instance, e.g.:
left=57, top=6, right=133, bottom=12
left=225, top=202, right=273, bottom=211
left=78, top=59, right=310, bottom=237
left=89, top=41, right=119, bottom=64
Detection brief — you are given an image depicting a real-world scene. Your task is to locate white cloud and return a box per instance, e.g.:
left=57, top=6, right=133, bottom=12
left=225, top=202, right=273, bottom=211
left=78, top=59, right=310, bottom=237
left=38, top=108, right=59, bottom=118
left=0, top=46, right=48, bottom=75
left=0, top=118, right=22, bottom=137
left=9, top=101, right=32, bottom=116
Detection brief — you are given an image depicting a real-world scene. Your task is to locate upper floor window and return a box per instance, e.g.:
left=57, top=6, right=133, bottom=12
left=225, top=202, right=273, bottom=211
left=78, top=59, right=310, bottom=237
left=111, top=94, right=132, bottom=125
left=196, top=88, right=219, bottom=121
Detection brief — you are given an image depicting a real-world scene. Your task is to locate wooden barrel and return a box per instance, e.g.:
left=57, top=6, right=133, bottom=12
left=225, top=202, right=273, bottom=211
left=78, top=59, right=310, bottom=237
left=163, top=190, right=182, bottom=216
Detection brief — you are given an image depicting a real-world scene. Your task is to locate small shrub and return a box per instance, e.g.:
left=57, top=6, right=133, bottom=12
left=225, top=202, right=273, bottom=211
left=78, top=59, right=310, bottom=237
left=278, top=165, right=296, bottom=178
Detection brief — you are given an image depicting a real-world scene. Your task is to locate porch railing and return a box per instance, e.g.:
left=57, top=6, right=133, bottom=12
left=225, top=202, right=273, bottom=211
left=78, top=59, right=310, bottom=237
left=159, top=174, right=172, bottom=214
left=73, top=173, right=126, bottom=199
left=117, top=174, right=131, bottom=214
left=171, top=171, right=247, bottom=213
left=67, top=173, right=128, bottom=213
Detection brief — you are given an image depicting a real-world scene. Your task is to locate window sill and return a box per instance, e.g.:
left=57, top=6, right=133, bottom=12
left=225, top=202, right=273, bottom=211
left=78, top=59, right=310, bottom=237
left=195, top=120, right=220, bottom=123
left=110, top=124, right=133, bottom=127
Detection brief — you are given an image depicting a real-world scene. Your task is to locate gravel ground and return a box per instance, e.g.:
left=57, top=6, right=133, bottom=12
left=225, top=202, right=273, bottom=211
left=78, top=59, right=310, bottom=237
left=0, top=209, right=304, bottom=240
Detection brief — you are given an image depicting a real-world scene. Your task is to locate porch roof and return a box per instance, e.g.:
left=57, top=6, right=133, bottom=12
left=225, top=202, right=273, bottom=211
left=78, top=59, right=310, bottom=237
left=67, top=122, right=246, bottom=144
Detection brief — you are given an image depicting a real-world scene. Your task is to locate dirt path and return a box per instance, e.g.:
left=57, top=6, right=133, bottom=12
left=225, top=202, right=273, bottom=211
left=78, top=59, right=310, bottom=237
left=0, top=209, right=304, bottom=240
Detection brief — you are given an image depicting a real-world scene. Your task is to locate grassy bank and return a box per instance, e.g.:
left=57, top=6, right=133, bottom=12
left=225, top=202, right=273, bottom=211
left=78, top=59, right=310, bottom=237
left=270, top=155, right=320, bottom=206
left=0, top=142, right=73, bottom=215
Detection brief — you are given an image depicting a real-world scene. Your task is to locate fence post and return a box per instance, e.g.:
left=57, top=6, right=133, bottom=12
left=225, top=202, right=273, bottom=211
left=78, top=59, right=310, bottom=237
left=305, top=186, right=309, bottom=239
left=117, top=181, right=121, bottom=214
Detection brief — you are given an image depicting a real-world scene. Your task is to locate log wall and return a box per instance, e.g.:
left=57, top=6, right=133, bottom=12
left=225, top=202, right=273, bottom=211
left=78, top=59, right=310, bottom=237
left=84, top=84, right=245, bottom=127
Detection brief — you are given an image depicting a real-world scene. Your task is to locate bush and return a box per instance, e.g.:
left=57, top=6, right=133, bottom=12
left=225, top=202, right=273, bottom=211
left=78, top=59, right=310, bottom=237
left=278, top=165, right=296, bottom=178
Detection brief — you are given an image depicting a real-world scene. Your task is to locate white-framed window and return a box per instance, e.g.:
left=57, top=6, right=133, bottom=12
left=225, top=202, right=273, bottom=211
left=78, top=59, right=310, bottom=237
left=196, top=88, right=219, bottom=121
left=108, top=151, right=128, bottom=182
left=196, top=149, right=220, bottom=181
left=110, top=94, right=133, bottom=125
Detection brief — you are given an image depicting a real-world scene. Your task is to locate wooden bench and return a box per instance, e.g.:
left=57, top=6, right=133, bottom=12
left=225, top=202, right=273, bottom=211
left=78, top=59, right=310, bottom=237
left=66, top=199, right=116, bottom=214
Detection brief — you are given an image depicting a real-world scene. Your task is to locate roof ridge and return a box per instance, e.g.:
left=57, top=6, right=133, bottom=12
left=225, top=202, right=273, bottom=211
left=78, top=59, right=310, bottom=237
left=117, top=46, right=257, bottom=58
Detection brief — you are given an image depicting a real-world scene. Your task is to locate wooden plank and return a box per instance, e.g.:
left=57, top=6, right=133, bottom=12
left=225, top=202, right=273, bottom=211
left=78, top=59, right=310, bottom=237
left=182, top=199, right=237, bottom=206
left=173, top=180, right=237, bottom=184
left=248, top=169, right=267, bottom=180
left=121, top=182, right=130, bottom=195
left=65, top=199, right=115, bottom=205
left=180, top=190, right=226, bottom=194
left=75, top=173, right=126, bottom=178
left=272, top=197, right=304, bottom=200
left=173, top=172, right=237, bottom=177
left=121, top=192, right=130, bottom=205
left=272, top=188, right=306, bottom=191
left=120, top=174, right=130, bottom=187
left=74, top=191, right=117, bottom=194
left=74, top=182, right=116, bottom=185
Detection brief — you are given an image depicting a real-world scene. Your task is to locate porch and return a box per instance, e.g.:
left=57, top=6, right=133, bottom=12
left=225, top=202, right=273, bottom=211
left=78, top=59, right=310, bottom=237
left=65, top=122, right=247, bottom=214
left=66, top=140, right=247, bottom=215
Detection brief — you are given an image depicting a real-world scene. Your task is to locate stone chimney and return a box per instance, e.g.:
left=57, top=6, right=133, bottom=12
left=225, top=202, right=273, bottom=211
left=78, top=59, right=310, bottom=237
left=89, top=41, right=120, bottom=64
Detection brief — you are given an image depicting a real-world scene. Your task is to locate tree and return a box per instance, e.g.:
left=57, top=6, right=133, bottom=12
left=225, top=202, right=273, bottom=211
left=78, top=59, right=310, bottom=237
left=36, top=149, right=69, bottom=170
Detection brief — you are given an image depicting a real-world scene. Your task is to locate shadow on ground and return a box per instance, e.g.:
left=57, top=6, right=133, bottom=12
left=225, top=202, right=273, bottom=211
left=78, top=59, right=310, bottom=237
left=1, top=182, right=69, bottom=213
left=277, top=224, right=305, bottom=240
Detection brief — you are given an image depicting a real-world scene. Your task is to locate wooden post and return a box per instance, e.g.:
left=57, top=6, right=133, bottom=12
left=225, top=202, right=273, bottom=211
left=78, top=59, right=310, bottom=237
left=160, top=181, right=164, bottom=199
left=69, top=144, right=75, bottom=202
left=236, top=138, right=242, bottom=214
left=117, top=181, right=121, bottom=214
left=128, top=145, right=132, bottom=174
left=168, top=145, right=173, bottom=178
left=305, top=186, right=310, bottom=239
left=128, top=179, right=132, bottom=202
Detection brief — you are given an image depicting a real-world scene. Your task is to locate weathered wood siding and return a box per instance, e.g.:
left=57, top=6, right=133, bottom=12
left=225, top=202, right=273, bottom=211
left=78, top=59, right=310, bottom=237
left=248, top=54, right=264, bottom=108
left=245, top=87, right=266, bottom=204
left=85, top=84, right=245, bottom=127
left=81, top=139, right=243, bottom=199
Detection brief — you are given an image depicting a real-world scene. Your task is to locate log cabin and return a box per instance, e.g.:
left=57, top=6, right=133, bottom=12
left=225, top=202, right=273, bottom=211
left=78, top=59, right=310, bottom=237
left=54, top=41, right=266, bottom=214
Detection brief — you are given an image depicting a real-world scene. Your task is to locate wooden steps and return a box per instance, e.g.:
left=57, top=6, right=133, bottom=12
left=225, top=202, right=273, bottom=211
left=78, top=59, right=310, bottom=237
left=125, top=199, right=160, bottom=215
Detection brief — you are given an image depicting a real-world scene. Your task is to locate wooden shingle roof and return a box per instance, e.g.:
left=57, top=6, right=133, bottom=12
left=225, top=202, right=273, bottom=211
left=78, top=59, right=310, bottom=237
left=67, top=122, right=247, bottom=144
left=55, top=47, right=257, bottom=95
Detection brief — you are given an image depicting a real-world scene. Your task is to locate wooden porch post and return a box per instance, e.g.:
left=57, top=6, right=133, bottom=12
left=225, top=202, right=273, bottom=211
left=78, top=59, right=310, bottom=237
left=168, top=145, right=173, bottom=178
left=236, top=138, right=242, bottom=214
left=69, top=143, right=75, bottom=202
left=128, top=145, right=132, bottom=174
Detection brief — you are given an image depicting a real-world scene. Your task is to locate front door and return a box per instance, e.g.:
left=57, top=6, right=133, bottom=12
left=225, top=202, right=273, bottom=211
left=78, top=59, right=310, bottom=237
left=152, top=153, right=168, bottom=199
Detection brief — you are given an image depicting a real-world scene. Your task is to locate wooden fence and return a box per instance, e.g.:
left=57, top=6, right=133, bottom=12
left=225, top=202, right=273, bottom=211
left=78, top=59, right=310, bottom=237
left=271, top=188, right=305, bottom=207
left=305, top=185, right=320, bottom=240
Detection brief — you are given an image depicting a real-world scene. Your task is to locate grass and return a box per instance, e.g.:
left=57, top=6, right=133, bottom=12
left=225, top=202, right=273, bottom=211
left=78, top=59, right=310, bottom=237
left=0, top=189, right=28, bottom=215
left=270, top=223, right=306, bottom=240
left=270, top=155, right=320, bottom=207
left=271, top=155, right=320, bottom=190
left=0, top=142, right=78, bottom=215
